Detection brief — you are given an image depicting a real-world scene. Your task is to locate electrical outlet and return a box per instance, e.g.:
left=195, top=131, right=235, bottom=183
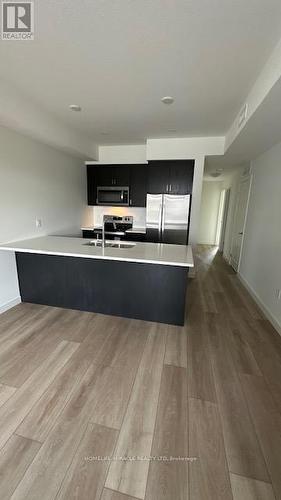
left=276, top=289, right=281, bottom=301
left=35, top=218, right=42, bottom=228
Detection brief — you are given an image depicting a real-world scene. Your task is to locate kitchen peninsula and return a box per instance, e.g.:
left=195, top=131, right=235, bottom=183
left=0, top=236, right=193, bottom=325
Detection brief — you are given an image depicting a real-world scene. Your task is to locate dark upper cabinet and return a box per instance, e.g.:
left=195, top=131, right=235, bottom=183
left=96, top=166, right=113, bottom=186
left=147, top=162, right=170, bottom=194
left=111, top=165, right=130, bottom=186
left=87, top=160, right=194, bottom=206
left=129, top=165, right=147, bottom=207
left=147, top=160, right=194, bottom=195
left=87, top=165, right=130, bottom=205
left=87, top=166, right=97, bottom=205
left=96, top=165, right=130, bottom=186
left=169, top=160, right=194, bottom=194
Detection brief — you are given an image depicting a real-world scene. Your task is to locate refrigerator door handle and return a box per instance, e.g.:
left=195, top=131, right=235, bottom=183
left=161, top=201, right=165, bottom=236
left=158, top=206, right=161, bottom=234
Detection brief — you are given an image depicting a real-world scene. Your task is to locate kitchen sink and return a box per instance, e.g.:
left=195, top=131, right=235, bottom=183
left=84, top=240, right=112, bottom=247
left=84, top=240, right=136, bottom=249
left=110, top=242, right=136, bottom=249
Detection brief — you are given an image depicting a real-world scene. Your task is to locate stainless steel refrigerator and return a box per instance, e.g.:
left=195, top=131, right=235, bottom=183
left=146, top=194, right=191, bottom=245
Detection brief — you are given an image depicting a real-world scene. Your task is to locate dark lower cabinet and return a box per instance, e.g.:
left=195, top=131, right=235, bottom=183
left=125, top=232, right=146, bottom=242
left=82, top=230, right=96, bottom=239
left=16, top=252, right=188, bottom=325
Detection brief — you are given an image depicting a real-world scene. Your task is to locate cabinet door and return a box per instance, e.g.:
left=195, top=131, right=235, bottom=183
left=124, top=232, right=146, bottom=242
left=82, top=230, right=96, bottom=239
left=129, top=165, right=147, bottom=207
left=169, top=160, right=194, bottom=194
left=96, top=166, right=114, bottom=186
left=94, top=165, right=131, bottom=186
left=112, top=166, right=130, bottom=186
left=87, top=166, right=97, bottom=205
left=147, top=162, right=170, bottom=194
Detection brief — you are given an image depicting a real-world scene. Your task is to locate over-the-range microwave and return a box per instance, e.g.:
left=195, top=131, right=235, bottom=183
left=96, top=186, right=130, bottom=206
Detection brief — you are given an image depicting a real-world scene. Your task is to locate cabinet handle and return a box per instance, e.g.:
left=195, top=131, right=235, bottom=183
left=130, top=199, right=132, bottom=206
left=170, top=184, right=172, bottom=192
left=166, top=184, right=169, bottom=192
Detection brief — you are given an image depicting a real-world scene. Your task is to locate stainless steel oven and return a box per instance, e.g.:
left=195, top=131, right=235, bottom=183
left=96, top=186, right=129, bottom=206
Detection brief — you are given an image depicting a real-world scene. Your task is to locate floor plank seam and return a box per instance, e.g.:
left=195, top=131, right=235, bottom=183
left=101, top=327, right=156, bottom=498
left=142, top=329, right=168, bottom=500
left=10, top=342, right=81, bottom=446
left=5, top=435, right=43, bottom=499
left=54, top=419, right=102, bottom=500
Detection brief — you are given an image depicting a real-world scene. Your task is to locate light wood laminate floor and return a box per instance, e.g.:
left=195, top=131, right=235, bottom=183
left=0, top=246, right=280, bottom=499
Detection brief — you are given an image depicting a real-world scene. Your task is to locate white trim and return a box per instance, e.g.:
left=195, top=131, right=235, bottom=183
left=238, top=272, right=281, bottom=336
left=0, top=296, right=21, bottom=315
left=229, top=174, right=252, bottom=272
left=237, top=174, right=252, bottom=273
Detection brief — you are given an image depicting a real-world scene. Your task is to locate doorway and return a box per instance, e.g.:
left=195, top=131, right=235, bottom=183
left=216, top=188, right=230, bottom=251
left=230, top=176, right=252, bottom=272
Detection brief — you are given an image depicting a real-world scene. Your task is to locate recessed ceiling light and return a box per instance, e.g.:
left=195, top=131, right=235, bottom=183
left=69, top=104, right=82, bottom=112
left=161, top=96, right=174, bottom=105
left=210, top=169, right=223, bottom=178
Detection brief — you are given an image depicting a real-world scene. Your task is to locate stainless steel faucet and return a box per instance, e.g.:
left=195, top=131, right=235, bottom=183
left=102, top=215, right=106, bottom=248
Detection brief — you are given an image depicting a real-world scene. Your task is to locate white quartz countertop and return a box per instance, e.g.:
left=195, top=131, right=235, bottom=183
left=81, top=226, right=146, bottom=234
left=0, top=236, right=194, bottom=268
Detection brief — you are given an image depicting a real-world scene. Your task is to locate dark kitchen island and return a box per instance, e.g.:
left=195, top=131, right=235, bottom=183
left=0, top=236, right=194, bottom=325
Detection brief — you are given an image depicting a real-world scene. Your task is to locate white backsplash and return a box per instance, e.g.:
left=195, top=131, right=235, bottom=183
left=92, top=206, right=146, bottom=227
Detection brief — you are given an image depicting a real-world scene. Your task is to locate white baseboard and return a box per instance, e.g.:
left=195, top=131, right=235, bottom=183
left=238, top=273, right=281, bottom=336
left=0, top=296, right=21, bottom=315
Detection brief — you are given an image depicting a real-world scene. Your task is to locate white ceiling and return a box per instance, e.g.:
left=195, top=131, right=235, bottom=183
left=1, top=0, right=281, bottom=146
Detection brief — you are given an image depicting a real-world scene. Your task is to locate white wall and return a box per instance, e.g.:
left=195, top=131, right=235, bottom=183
left=146, top=137, right=225, bottom=160
left=239, top=141, right=281, bottom=332
left=198, top=181, right=223, bottom=245
left=0, top=126, right=86, bottom=312
left=97, top=144, right=147, bottom=164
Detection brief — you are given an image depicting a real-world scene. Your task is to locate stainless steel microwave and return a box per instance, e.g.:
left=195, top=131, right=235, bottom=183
left=96, top=186, right=129, bottom=206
